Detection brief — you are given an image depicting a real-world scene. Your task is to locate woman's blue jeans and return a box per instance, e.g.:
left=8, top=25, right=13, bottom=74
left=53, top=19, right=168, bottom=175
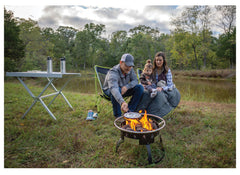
left=104, top=84, right=144, bottom=118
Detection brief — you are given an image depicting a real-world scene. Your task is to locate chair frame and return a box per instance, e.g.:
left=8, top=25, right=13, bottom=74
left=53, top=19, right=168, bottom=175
left=94, top=65, right=112, bottom=113
left=136, top=68, right=142, bottom=83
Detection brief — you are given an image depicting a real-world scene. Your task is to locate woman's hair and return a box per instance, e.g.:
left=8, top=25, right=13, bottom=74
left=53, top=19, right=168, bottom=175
left=143, top=59, right=153, bottom=74
left=153, top=51, right=169, bottom=74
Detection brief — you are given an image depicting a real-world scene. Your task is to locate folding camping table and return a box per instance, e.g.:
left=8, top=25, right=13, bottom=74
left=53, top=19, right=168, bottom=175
left=6, top=71, right=81, bottom=120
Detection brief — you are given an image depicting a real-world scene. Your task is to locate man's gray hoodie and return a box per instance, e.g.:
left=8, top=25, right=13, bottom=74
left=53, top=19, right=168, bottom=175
left=103, top=64, right=138, bottom=105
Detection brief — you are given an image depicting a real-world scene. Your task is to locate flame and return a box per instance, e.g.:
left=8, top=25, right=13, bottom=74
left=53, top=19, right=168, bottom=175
left=126, top=118, right=139, bottom=131
left=125, top=110, right=153, bottom=132
left=139, top=110, right=153, bottom=131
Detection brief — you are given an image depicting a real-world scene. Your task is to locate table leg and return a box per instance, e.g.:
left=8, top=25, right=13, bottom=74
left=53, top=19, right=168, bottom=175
left=37, top=78, right=57, bottom=120
left=47, top=77, right=73, bottom=109
left=18, top=77, right=56, bottom=120
left=21, top=100, right=37, bottom=119
left=18, top=77, right=35, bottom=98
left=18, top=77, right=36, bottom=119
left=39, top=98, right=56, bottom=120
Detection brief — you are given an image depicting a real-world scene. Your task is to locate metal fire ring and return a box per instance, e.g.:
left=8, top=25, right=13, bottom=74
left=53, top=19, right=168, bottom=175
left=114, top=113, right=166, bottom=134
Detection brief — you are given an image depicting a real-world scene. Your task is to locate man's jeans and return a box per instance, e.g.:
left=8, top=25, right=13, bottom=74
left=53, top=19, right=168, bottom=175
left=104, top=84, right=144, bottom=118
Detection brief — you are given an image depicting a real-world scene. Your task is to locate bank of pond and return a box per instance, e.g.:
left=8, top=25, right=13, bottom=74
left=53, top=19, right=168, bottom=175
left=5, top=74, right=235, bottom=104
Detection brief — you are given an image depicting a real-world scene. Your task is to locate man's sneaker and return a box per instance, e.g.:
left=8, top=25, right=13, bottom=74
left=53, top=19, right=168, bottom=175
left=150, top=89, right=157, bottom=98
left=86, top=110, right=95, bottom=121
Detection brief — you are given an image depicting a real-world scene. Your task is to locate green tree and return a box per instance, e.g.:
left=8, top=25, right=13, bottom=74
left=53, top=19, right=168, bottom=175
left=198, top=6, right=212, bottom=68
left=109, top=30, right=128, bottom=66
left=217, top=27, right=236, bottom=69
left=171, top=6, right=216, bottom=69
left=128, top=33, right=154, bottom=67
left=4, top=8, right=25, bottom=72
left=18, top=18, right=54, bottom=71
left=51, top=26, right=77, bottom=70
left=53, top=26, right=77, bottom=58
left=166, top=31, right=195, bottom=70
left=74, top=30, right=91, bottom=70
left=171, top=6, right=201, bottom=69
left=215, top=6, right=236, bottom=68
left=128, top=25, right=159, bottom=67
left=129, top=25, right=160, bottom=37
left=84, top=23, right=106, bottom=67
left=73, top=23, right=106, bottom=69
left=93, top=38, right=110, bottom=66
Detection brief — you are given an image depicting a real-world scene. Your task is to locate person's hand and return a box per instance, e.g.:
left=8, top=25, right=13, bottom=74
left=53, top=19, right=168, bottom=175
left=147, top=81, right=151, bottom=85
left=157, top=87, right=163, bottom=92
left=121, top=86, right=128, bottom=95
left=121, top=102, right=129, bottom=113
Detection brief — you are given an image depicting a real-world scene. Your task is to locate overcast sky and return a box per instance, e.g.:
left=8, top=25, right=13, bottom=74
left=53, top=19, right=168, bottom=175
left=5, top=5, right=180, bottom=37
left=3, top=0, right=238, bottom=38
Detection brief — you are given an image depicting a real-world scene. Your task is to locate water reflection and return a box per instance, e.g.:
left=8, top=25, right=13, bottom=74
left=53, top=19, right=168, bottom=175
left=174, top=78, right=236, bottom=103
left=43, top=75, right=236, bottom=103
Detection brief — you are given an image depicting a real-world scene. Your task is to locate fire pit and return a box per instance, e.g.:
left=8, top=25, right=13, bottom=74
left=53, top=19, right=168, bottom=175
left=114, top=111, right=166, bottom=164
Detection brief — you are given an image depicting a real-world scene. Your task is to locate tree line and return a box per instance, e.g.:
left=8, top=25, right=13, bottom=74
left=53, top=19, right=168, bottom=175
left=4, top=6, right=236, bottom=73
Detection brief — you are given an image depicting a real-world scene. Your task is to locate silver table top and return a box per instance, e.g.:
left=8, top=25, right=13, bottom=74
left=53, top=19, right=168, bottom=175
left=6, top=71, right=81, bottom=78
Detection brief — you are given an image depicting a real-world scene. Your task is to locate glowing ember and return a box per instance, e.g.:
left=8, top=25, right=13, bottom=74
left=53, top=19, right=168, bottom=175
left=124, top=110, right=155, bottom=132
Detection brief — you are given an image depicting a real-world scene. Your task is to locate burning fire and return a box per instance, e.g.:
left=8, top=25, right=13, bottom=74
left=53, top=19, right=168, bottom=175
left=125, top=110, right=154, bottom=132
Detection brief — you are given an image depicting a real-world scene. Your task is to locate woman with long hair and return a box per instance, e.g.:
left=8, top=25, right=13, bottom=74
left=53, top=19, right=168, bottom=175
left=136, top=51, right=180, bottom=117
left=152, top=51, right=175, bottom=92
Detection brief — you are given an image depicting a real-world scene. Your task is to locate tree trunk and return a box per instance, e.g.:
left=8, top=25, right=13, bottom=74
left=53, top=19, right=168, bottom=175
left=192, top=44, right=199, bottom=69
left=203, top=52, right=207, bottom=68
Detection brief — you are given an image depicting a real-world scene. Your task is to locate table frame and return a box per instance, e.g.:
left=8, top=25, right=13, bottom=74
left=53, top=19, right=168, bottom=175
left=6, top=72, right=81, bottom=120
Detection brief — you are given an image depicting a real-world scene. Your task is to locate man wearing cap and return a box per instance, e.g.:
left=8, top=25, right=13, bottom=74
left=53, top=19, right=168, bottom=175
left=103, top=53, right=144, bottom=118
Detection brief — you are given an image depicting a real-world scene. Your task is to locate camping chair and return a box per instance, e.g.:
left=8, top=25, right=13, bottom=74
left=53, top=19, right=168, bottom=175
left=94, top=65, right=111, bottom=113
left=136, top=68, right=142, bottom=83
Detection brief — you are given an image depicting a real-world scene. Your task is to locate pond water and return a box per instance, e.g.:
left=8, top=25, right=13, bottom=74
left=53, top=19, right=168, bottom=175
left=174, top=78, right=236, bottom=103
left=48, top=75, right=235, bottom=103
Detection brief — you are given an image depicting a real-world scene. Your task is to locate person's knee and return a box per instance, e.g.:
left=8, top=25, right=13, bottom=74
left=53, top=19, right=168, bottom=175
left=136, top=84, right=144, bottom=91
left=134, top=84, right=144, bottom=94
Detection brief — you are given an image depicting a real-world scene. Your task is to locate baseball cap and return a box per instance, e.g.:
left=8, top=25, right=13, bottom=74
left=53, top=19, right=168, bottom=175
left=121, top=53, right=134, bottom=67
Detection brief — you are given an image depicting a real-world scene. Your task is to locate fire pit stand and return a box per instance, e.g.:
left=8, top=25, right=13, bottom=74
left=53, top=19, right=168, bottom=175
left=114, top=113, right=166, bottom=164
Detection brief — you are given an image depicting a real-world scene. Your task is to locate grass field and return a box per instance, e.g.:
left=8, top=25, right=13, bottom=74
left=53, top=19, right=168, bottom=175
left=4, top=82, right=236, bottom=168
